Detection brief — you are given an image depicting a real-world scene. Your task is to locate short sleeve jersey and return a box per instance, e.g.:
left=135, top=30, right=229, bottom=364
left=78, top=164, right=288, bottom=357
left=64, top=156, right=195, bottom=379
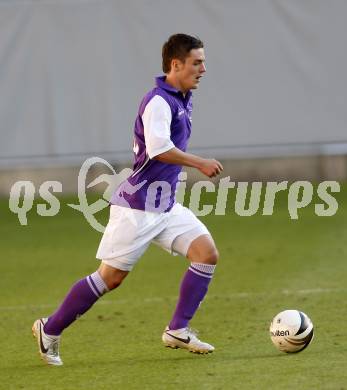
left=110, top=76, right=193, bottom=212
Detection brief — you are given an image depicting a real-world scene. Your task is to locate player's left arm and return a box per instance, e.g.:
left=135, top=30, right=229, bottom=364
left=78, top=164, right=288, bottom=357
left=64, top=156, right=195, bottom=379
left=142, top=94, right=223, bottom=178
left=142, top=95, right=175, bottom=159
left=154, top=147, right=223, bottom=178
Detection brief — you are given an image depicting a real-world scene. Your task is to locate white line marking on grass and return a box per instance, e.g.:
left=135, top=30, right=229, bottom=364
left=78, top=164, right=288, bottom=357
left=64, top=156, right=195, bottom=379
left=281, top=288, right=337, bottom=295
left=0, top=288, right=344, bottom=312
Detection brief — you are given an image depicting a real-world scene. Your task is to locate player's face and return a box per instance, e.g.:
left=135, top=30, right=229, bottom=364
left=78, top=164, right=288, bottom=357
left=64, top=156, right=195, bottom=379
left=176, top=48, right=206, bottom=92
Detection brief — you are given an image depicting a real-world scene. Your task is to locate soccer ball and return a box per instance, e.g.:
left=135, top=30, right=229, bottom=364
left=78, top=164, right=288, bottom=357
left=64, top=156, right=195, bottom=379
left=269, top=310, right=314, bottom=353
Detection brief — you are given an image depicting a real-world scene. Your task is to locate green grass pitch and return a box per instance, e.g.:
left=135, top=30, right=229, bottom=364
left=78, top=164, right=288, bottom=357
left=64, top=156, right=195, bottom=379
left=1, top=185, right=346, bottom=389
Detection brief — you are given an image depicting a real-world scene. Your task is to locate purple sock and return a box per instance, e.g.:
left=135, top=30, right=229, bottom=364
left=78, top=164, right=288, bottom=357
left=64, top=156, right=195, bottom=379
left=44, top=271, right=109, bottom=336
left=169, top=263, right=216, bottom=330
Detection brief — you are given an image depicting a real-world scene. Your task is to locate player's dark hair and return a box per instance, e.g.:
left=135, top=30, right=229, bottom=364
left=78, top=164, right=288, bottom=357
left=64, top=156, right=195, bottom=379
left=162, top=34, right=204, bottom=73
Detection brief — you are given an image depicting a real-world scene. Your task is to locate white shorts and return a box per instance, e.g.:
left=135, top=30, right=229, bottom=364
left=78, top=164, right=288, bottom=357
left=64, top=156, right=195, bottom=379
left=96, top=203, right=210, bottom=271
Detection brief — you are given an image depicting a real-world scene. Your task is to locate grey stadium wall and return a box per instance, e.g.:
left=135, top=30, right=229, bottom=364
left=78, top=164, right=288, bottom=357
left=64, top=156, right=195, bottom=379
left=0, top=0, right=347, bottom=194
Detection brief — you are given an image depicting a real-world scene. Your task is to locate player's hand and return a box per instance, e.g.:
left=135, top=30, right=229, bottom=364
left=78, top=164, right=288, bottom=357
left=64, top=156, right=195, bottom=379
left=198, top=158, right=223, bottom=178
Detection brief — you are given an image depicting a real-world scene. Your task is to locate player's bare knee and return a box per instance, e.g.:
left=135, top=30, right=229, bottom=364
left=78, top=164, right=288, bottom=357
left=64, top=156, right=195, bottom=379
left=191, top=247, right=219, bottom=265
left=205, top=248, right=219, bottom=265
left=107, top=277, right=123, bottom=290
left=98, top=264, right=129, bottom=291
left=104, top=272, right=128, bottom=290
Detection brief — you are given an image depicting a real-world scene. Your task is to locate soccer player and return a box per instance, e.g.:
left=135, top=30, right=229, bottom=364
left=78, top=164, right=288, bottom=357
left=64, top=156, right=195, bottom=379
left=32, top=33, right=223, bottom=365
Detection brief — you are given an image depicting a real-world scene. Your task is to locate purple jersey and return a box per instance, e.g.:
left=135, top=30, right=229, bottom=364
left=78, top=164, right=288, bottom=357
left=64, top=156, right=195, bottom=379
left=110, top=76, right=193, bottom=212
